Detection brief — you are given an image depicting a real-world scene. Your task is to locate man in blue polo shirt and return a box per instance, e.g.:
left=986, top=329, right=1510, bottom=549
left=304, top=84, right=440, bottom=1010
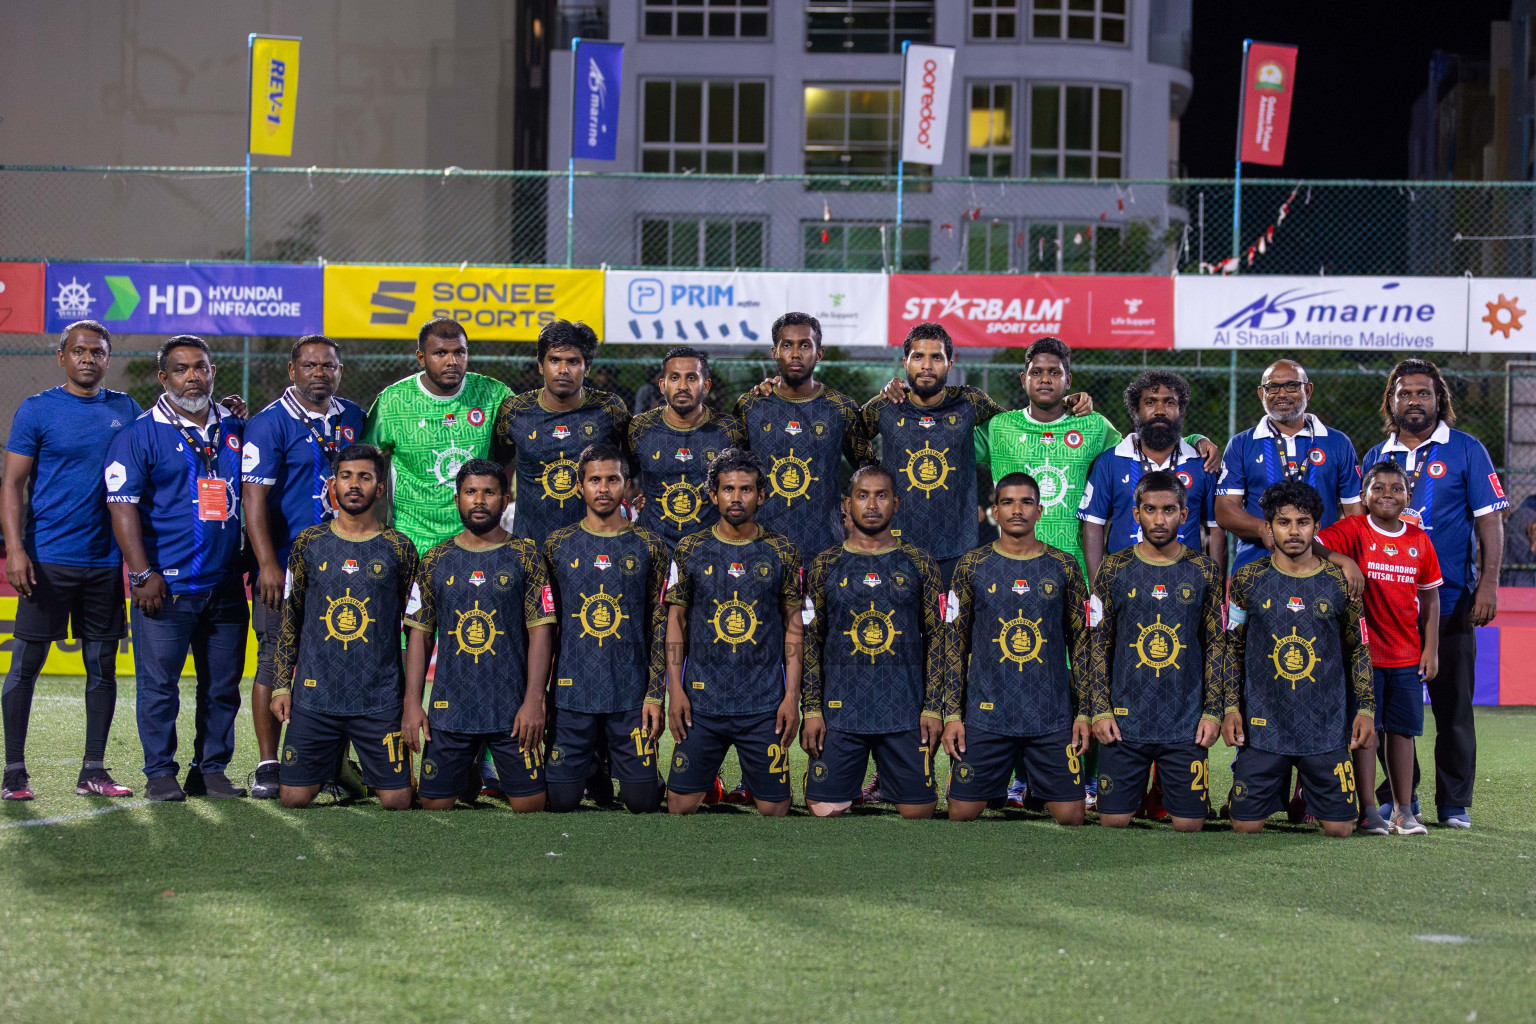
left=106, top=335, right=249, bottom=802
left=1215, top=359, right=1363, bottom=574
left=1, top=320, right=141, bottom=801
left=1079, top=370, right=1224, bottom=584
left=241, top=334, right=365, bottom=799
left=1362, top=359, right=1506, bottom=829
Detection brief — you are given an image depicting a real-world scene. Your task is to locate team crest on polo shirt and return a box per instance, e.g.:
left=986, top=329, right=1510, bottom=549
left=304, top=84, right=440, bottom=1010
left=1151, top=584, right=1168, bottom=600
left=1309, top=449, right=1326, bottom=465
left=675, top=448, right=693, bottom=462
left=594, top=554, right=612, bottom=571
left=1064, top=430, right=1083, bottom=448
left=1409, top=546, right=1418, bottom=557
left=1287, top=597, right=1305, bottom=612
left=919, top=415, right=936, bottom=429
left=1040, top=431, right=1055, bottom=445
left=1176, top=471, right=1193, bottom=489
left=342, top=559, right=359, bottom=574
left=443, top=412, right=456, bottom=425
left=1427, top=461, right=1446, bottom=478
left=785, top=421, right=803, bottom=435
left=728, top=562, right=746, bottom=578
left=224, top=435, right=240, bottom=451
left=469, top=571, right=486, bottom=587
left=340, top=426, right=356, bottom=442
left=553, top=425, right=571, bottom=439
left=467, top=408, right=485, bottom=426
left=1012, top=579, right=1029, bottom=595
left=862, top=572, right=881, bottom=588
left=1384, top=544, right=1398, bottom=557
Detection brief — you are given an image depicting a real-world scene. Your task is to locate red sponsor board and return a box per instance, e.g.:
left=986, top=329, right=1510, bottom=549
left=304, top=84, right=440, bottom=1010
left=887, top=274, right=1173, bottom=349
left=0, top=262, right=45, bottom=333
left=1239, top=42, right=1299, bottom=167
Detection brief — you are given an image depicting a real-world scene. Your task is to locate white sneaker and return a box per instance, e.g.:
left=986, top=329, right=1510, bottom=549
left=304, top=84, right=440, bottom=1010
left=1390, top=810, right=1428, bottom=836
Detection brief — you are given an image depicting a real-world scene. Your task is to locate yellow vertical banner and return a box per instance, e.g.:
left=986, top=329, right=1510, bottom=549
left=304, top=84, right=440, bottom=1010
left=249, top=36, right=301, bottom=156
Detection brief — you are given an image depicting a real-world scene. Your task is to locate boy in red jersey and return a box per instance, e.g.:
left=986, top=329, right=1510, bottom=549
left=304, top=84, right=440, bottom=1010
left=1318, top=461, right=1441, bottom=835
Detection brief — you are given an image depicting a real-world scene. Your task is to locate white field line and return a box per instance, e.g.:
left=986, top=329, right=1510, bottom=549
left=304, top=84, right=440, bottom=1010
left=0, top=799, right=148, bottom=829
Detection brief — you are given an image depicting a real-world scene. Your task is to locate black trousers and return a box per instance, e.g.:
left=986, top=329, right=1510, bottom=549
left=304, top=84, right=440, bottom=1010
left=1378, top=592, right=1478, bottom=809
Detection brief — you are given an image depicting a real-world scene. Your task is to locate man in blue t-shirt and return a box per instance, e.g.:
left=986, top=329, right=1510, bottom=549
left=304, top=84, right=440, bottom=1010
left=106, top=336, right=249, bottom=802
left=1079, top=370, right=1224, bottom=585
left=240, top=335, right=365, bottom=799
left=1215, top=359, right=1363, bottom=574
left=1361, top=359, right=1508, bottom=829
left=1, top=321, right=141, bottom=801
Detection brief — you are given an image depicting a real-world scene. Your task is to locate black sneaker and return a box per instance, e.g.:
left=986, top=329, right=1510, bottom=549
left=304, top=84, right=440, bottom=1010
left=190, top=771, right=247, bottom=798
left=183, top=765, right=205, bottom=795
left=145, top=775, right=186, bottom=802
left=249, top=763, right=281, bottom=800
left=1, top=767, right=33, bottom=801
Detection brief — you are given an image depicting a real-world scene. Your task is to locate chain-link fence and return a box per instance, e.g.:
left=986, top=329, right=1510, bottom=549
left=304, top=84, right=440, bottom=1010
left=7, top=166, right=1536, bottom=275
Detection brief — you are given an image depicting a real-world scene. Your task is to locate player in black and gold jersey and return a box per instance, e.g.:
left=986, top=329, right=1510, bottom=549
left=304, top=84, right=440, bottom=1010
left=541, top=443, right=670, bottom=814
left=629, top=347, right=748, bottom=548
left=860, top=322, right=1003, bottom=586
left=802, top=465, right=945, bottom=818
left=402, top=460, right=557, bottom=812
left=1223, top=480, right=1374, bottom=838
left=735, top=312, right=872, bottom=560
left=1086, top=470, right=1225, bottom=832
left=664, top=449, right=803, bottom=816
left=942, top=472, right=1091, bottom=824
left=271, top=444, right=418, bottom=810
left=493, top=320, right=631, bottom=543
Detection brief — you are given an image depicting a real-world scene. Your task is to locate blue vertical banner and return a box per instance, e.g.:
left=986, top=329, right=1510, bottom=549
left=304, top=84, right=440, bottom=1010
left=572, top=41, right=623, bottom=161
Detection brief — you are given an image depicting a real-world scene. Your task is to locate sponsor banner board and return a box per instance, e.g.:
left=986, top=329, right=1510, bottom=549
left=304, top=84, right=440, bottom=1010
left=0, top=595, right=257, bottom=678
left=324, top=265, right=604, bottom=341
left=572, top=41, right=623, bottom=161
left=606, top=270, right=886, bottom=347
left=0, top=262, right=45, bottom=333
left=44, top=263, right=322, bottom=336
left=249, top=36, right=301, bottom=157
left=887, top=274, right=1172, bottom=348
left=1174, top=276, right=1467, bottom=351
left=1467, top=279, right=1536, bottom=353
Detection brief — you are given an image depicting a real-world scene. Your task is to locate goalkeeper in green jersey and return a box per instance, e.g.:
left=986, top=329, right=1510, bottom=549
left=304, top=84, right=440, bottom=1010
left=974, top=337, right=1220, bottom=574
left=362, top=318, right=511, bottom=556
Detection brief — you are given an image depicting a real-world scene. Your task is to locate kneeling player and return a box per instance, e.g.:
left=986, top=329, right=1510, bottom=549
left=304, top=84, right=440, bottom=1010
left=542, top=444, right=670, bottom=814
left=1223, top=480, right=1375, bottom=838
left=664, top=449, right=803, bottom=816
left=271, top=445, right=418, bottom=810
left=402, top=460, right=556, bottom=812
left=802, top=466, right=944, bottom=819
left=1087, top=471, right=1225, bottom=832
left=943, top=473, right=1090, bottom=824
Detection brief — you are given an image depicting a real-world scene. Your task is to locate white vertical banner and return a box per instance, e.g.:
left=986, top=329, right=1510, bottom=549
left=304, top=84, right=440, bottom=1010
left=899, top=44, right=955, bottom=165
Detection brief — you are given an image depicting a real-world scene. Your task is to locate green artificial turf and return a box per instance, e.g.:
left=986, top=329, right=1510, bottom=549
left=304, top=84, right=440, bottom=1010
left=1, top=675, right=1533, bottom=1023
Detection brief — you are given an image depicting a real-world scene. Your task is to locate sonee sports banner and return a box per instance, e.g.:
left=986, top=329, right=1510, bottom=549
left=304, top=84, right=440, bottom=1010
left=323, top=265, right=604, bottom=341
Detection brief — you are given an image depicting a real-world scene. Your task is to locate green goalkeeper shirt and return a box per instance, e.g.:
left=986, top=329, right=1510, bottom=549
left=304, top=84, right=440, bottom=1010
left=362, top=371, right=511, bottom=554
left=974, top=409, right=1119, bottom=571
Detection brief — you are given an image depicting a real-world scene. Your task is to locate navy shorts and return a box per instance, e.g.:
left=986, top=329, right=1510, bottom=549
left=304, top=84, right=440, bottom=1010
left=13, top=562, right=126, bottom=642
left=667, top=711, right=791, bottom=802
left=281, top=704, right=409, bottom=790
left=947, top=724, right=1084, bottom=804
left=1229, top=746, right=1359, bottom=823
left=1096, top=739, right=1211, bottom=819
left=420, top=728, right=544, bottom=800
left=1372, top=665, right=1425, bottom=737
left=547, top=706, right=658, bottom=784
left=805, top=726, right=936, bottom=805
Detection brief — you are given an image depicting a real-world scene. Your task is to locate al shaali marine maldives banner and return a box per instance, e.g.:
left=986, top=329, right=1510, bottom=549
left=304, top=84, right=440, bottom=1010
left=45, top=263, right=322, bottom=336
left=1174, top=275, right=1469, bottom=351
left=605, top=271, right=887, bottom=347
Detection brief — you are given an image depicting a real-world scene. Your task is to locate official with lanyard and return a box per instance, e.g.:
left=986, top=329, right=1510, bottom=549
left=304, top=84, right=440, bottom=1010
left=240, top=336, right=366, bottom=798
left=105, top=336, right=250, bottom=803
left=1214, top=359, right=1363, bottom=574
left=1361, top=360, right=1507, bottom=829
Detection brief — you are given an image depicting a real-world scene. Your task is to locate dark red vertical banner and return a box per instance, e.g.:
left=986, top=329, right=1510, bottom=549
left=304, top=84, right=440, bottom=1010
left=1239, top=43, right=1299, bottom=166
